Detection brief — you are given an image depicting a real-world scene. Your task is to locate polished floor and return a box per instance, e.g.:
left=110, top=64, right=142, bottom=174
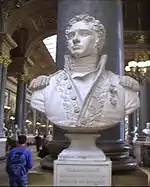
left=0, top=146, right=149, bottom=186
left=0, top=146, right=53, bottom=186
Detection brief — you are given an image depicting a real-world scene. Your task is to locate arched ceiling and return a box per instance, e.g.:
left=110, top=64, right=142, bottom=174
left=3, top=0, right=150, bottom=78
left=4, top=0, right=57, bottom=78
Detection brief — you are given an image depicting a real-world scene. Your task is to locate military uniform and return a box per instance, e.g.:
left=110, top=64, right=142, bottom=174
left=31, top=56, right=140, bottom=130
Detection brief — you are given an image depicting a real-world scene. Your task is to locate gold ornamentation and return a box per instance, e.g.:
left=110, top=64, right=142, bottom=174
left=22, top=73, right=33, bottom=83
left=125, top=52, right=150, bottom=85
left=15, top=72, right=33, bottom=83
left=0, top=55, right=12, bottom=67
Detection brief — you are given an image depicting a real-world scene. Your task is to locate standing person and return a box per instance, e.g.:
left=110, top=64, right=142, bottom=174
left=6, top=135, right=34, bottom=187
left=42, top=134, right=48, bottom=149
left=34, top=133, right=42, bottom=152
left=38, top=135, right=49, bottom=159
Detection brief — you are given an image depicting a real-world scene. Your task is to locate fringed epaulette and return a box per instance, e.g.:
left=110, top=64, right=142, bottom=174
left=119, top=75, right=140, bottom=92
left=29, top=70, right=63, bottom=91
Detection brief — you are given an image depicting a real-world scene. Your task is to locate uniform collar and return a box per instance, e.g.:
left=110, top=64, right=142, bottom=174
left=64, top=54, right=107, bottom=78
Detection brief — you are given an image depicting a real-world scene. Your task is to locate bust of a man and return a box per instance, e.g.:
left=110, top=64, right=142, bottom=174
left=30, top=14, right=140, bottom=131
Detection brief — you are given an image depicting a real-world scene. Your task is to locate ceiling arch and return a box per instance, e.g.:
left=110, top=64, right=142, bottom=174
left=11, top=27, right=29, bottom=57
left=4, top=0, right=150, bottom=78
left=5, top=0, right=57, bottom=36
left=5, top=0, right=57, bottom=77
left=25, top=29, right=56, bottom=57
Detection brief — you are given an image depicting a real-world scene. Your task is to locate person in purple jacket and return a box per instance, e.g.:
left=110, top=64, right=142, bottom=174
left=6, top=135, right=34, bottom=187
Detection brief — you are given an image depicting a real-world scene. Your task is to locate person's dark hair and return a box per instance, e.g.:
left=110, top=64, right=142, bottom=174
left=18, top=135, right=27, bottom=144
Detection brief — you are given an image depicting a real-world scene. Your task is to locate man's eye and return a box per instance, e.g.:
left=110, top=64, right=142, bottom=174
left=67, top=32, right=75, bottom=39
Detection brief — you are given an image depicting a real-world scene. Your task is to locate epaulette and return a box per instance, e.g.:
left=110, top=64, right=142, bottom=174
left=29, top=70, right=63, bottom=91
left=119, top=75, right=140, bottom=92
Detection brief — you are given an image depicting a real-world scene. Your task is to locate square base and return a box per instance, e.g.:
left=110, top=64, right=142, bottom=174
left=54, top=159, right=112, bottom=186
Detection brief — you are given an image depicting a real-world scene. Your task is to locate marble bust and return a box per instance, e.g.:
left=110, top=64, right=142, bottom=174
left=29, top=14, right=140, bottom=132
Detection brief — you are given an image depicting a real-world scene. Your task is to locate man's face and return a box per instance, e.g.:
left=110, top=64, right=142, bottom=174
left=66, top=21, right=98, bottom=58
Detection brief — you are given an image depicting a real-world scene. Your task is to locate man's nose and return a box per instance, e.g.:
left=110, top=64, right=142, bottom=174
left=73, top=33, right=80, bottom=43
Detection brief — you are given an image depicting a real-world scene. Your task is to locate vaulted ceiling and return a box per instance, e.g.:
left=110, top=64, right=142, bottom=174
left=3, top=0, right=150, bottom=78
left=4, top=0, right=57, bottom=78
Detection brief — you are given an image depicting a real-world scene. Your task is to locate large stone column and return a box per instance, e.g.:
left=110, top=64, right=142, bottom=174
left=13, top=57, right=29, bottom=135
left=15, top=75, right=26, bottom=134
left=0, top=33, right=17, bottom=157
left=128, top=111, right=138, bottom=156
left=138, top=82, right=150, bottom=136
left=128, top=112, right=138, bottom=144
left=54, top=0, right=133, bottom=171
left=55, top=0, right=124, bottom=140
left=32, top=109, right=36, bottom=135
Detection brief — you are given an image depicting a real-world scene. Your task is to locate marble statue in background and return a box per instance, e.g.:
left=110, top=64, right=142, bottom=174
left=29, top=14, right=140, bottom=131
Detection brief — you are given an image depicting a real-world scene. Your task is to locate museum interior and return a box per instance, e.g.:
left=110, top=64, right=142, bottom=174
left=0, top=0, right=150, bottom=186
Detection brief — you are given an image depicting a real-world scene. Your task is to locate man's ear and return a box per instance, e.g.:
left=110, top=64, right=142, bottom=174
left=97, top=38, right=105, bottom=53
left=92, top=33, right=99, bottom=49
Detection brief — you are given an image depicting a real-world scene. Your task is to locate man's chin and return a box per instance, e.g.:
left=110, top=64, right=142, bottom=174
left=71, top=51, right=84, bottom=58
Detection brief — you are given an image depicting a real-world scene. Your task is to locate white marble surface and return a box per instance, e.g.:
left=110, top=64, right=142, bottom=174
left=30, top=14, right=140, bottom=132
left=54, top=133, right=111, bottom=186
left=30, top=14, right=140, bottom=186
left=58, top=133, right=106, bottom=161
left=54, top=159, right=111, bottom=186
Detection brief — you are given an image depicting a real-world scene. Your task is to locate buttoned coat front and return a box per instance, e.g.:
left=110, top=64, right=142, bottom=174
left=31, top=63, right=140, bottom=130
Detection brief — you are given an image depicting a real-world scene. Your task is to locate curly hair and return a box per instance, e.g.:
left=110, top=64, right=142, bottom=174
left=65, top=14, right=106, bottom=53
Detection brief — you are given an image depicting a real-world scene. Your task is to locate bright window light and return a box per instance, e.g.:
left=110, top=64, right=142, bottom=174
left=43, top=35, right=57, bottom=63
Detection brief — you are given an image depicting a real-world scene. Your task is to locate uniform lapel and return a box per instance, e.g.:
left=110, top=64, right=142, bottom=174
left=75, top=55, right=109, bottom=126
left=55, top=70, right=82, bottom=123
left=58, top=54, right=111, bottom=126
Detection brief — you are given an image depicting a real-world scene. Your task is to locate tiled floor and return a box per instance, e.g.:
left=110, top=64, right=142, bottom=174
left=28, top=146, right=53, bottom=186
left=0, top=146, right=148, bottom=186
left=0, top=145, right=53, bottom=186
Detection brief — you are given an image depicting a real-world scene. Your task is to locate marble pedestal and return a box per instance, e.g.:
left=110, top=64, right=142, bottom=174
left=54, top=133, right=112, bottom=186
left=0, top=138, right=6, bottom=158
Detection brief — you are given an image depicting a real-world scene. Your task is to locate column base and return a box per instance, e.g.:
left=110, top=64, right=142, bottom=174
left=0, top=138, right=6, bottom=159
left=96, top=140, right=137, bottom=172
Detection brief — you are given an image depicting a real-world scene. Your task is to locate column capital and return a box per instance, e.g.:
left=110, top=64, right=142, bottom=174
left=16, top=72, right=33, bottom=83
left=0, top=32, right=17, bottom=56
left=0, top=55, right=12, bottom=67
left=0, top=33, right=17, bottom=67
left=12, top=56, right=34, bottom=82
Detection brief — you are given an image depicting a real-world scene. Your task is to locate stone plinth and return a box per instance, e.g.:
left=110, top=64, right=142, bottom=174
left=54, top=159, right=111, bottom=186
left=54, top=133, right=112, bottom=186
